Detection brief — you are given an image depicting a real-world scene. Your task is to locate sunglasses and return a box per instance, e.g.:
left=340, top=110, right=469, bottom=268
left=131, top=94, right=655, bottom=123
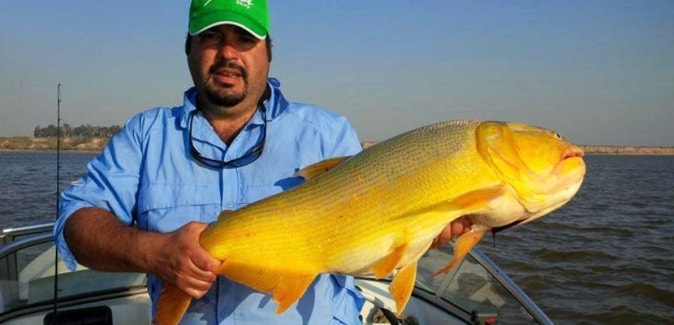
left=188, top=107, right=267, bottom=169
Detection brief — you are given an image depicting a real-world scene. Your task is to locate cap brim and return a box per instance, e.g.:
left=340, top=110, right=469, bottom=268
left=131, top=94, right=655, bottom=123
left=189, top=11, right=267, bottom=39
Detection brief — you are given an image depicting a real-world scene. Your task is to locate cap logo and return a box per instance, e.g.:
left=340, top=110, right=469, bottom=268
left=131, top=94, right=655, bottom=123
left=237, top=0, right=253, bottom=9
left=201, top=0, right=252, bottom=9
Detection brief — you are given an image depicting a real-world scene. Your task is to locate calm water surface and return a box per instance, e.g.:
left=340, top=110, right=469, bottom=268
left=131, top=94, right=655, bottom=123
left=0, top=151, right=95, bottom=228
left=1, top=152, right=673, bottom=324
left=478, top=155, right=674, bottom=324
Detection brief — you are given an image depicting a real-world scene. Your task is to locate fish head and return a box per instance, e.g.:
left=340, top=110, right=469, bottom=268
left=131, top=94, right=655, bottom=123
left=475, top=121, right=586, bottom=228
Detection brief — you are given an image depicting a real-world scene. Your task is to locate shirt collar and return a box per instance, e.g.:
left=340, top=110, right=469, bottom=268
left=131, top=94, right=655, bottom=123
left=179, top=87, right=199, bottom=129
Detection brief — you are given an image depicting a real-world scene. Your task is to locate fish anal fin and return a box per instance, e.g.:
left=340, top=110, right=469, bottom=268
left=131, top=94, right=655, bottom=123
left=371, top=243, right=408, bottom=279
left=152, top=283, right=192, bottom=325
left=216, top=260, right=317, bottom=314
left=431, top=229, right=487, bottom=278
left=295, top=156, right=351, bottom=180
left=272, top=273, right=316, bottom=314
left=388, top=261, right=418, bottom=315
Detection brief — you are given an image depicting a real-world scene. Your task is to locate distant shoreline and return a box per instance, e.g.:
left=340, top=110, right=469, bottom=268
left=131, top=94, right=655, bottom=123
left=579, top=145, right=674, bottom=155
left=2, top=137, right=674, bottom=155
left=361, top=141, right=674, bottom=155
left=0, top=137, right=109, bottom=152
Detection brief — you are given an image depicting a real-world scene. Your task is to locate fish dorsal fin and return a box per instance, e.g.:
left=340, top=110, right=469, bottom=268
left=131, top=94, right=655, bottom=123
left=216, top=260, right=317, bottom=314
left=371, top=243, right=409, bottom=279
left=388, top=260, right=418, bottom=315
left=217, top=210, right=234, bottom=221
left=295, top=156, right=351, bottom=180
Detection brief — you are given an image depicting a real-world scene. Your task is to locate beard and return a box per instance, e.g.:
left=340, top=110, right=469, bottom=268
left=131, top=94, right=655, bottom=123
left=203, top=60, right=249, bottom=107
left=204, top=84, right=247, bottom=107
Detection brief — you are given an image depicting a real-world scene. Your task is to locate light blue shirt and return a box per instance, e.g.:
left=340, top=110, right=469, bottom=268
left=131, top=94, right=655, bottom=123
left=54, top=78, right=364, bottom=324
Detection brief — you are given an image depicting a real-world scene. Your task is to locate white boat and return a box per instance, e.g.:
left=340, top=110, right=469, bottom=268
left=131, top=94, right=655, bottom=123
left=0, top=223, right=553, bottom=324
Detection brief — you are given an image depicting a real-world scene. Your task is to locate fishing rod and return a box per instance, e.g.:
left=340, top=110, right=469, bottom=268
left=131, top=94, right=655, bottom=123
left=52, top=83, right=62, bottom=324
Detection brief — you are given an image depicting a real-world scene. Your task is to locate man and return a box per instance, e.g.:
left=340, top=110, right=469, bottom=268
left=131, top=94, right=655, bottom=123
left=54, top=0, right=470, bottom=324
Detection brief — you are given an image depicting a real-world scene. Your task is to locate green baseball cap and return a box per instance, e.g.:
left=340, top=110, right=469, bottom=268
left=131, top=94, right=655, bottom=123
left=189, top=0, right=271, bottom=39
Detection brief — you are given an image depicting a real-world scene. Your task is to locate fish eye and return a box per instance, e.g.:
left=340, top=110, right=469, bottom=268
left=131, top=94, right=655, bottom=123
left=554, top=132, right=564, bottom=140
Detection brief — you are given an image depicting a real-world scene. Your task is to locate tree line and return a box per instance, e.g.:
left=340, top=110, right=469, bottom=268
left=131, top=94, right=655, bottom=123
left=33, top=123, right=122, bottom=138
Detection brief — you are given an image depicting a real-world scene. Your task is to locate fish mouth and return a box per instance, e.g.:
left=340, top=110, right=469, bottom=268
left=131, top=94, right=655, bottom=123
left=562, top=145, right=585, bottom=160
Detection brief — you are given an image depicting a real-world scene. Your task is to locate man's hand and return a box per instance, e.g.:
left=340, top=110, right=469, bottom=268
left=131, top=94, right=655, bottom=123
left=64, top=208, right=220, bottom=299
left=430, top=216, right=473, bottom=249
left=152, top=222, right=221, bottom=299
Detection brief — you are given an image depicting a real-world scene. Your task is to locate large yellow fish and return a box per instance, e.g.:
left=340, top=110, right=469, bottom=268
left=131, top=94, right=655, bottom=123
left=153, top=120, right=585, bottom=324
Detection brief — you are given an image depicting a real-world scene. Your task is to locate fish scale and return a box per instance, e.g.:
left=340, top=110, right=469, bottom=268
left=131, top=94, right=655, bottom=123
left=153, top=119, right=585, bottom=325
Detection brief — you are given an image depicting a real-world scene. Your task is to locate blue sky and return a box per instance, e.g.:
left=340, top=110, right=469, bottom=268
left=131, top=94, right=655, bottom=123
left=1, top=0, right=673, bottom=146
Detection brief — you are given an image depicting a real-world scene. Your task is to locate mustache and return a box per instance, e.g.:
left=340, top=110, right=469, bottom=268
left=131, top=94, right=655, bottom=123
left=209, top=60, right=248, bottom=80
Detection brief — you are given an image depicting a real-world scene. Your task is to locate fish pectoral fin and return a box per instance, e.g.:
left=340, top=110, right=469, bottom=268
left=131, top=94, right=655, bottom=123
left=152, top=283, right=192, bottom=325
left=444, top=186, right=507, bottom=211
left=294, top=156, right=352, bottom=180
left=388, top=261, right=418, bottom=315
left=398, top=186, right=507, bottom=223
left=431, top=229, right=487, bottom=278
left=216, top=260, right=316, bottom=314
left=426, top=187, right=502, bottom=277
left=371, top=242, right=408, bottom=279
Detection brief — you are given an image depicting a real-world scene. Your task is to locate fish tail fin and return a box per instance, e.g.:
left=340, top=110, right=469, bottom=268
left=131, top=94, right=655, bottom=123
left=152, top=283, right=192, bottom=325
left=431, top=229, right=486, bottom=278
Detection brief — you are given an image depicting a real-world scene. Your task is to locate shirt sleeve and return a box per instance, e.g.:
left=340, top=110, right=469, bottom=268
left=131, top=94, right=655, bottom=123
left=327, top=115, right=362, bottom=158
left=53, top=115, right=144, bottom=271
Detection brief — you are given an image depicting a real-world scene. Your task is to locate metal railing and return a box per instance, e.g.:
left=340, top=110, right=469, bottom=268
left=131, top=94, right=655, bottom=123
left=470, top=249, right=554, bottom=325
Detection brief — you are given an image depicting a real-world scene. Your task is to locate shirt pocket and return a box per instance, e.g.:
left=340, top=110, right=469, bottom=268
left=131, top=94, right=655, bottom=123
left=137, top=184, right=221, bottom=232
left=237, top=184, right=284, bottom=207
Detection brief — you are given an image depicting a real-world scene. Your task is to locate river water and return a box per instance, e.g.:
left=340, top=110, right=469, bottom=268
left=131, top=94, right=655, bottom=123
left=1, top=151, right=672, bottom=324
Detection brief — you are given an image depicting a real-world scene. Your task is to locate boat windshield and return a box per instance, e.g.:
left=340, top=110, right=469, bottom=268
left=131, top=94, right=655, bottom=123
left=418, top=249, right=546, bottom=324
left=357, top=249, right=552, bottom=324
left=0, top=224, right=146, bottom=318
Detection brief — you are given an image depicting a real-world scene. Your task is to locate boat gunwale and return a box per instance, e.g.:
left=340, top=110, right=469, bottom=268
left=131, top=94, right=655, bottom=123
left=0, top=222, right=554, bottom=325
